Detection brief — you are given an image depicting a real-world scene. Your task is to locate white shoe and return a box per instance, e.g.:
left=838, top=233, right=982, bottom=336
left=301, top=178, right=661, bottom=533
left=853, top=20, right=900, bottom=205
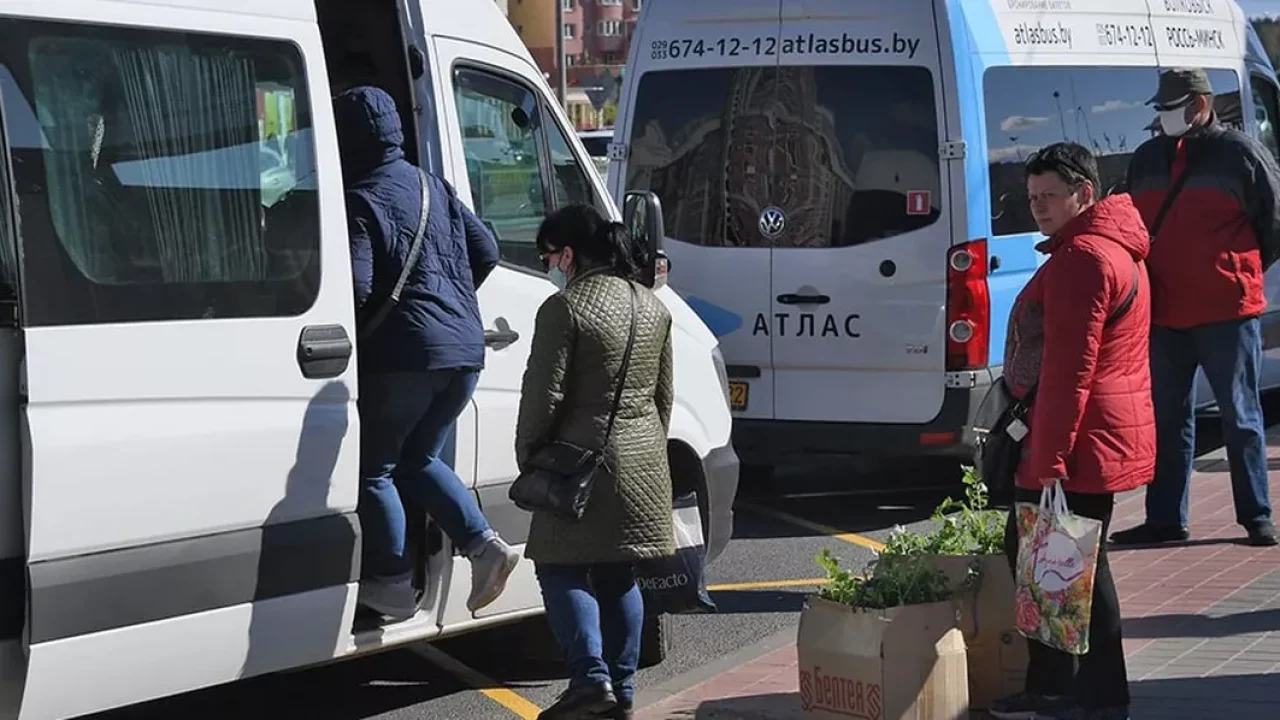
left=467, top=538, right=520, bottom=613
left=359, top=576, right=418, bottom=620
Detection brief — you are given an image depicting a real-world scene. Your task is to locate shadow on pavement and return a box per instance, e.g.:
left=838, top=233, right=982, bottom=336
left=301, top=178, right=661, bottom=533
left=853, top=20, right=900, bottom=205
left=1130, top=672, right=1279, bottom=717
left=92, top=649, right=464, bottom=720
left=1123, top=608, right=1280, bottom=639
left=683, top=692, right=799, bottom=719
left=707, top=589, right=808, bottom=615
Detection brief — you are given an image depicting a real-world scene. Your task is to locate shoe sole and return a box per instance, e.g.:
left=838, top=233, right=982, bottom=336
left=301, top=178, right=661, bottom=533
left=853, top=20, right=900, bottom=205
left=468, top=550, right=521, bottom=613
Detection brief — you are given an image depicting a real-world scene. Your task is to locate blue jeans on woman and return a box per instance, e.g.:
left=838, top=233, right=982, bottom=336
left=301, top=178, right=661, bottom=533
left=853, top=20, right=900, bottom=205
left=536, top=563, right=644, bottom=705
left=358, top=369, right=494, bottom=580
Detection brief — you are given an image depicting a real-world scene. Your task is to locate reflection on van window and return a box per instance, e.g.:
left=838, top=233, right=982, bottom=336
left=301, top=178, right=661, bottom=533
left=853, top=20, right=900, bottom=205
left=0, top=19, right=320, bottom=326
left=624, top=65, right=941, bottom=248
left=1250, top=77, right=1280, bottom=163
left=452, top=67, right=605, bottom=273
left=984, top=66, right=1241, bottom=237
left=453, top=68, right=547, bottom=265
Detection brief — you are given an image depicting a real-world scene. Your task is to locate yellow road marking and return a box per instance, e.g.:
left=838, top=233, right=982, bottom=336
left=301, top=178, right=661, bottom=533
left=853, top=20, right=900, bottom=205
left=411, top=643, right=541, bottom=719
left=738, top=501, right=887, bottom=552
left=707, top=578, right=827, bottom=591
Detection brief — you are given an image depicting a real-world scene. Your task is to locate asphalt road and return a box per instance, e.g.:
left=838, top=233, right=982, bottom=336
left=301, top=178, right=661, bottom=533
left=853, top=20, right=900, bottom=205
left=92, top=405, right=1253, bottom=720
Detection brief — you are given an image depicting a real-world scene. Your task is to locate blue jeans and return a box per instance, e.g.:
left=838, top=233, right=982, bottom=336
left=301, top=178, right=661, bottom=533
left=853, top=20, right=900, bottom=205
left=358, top=369, right=493, bottom=580
left=1148, top=319, right=1272, bottom=528
left=536, top=563, right=643, bottom=704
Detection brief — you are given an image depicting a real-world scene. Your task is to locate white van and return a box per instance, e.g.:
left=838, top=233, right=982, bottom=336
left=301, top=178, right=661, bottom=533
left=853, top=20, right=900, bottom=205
left=0, top=1, right=738, bottom=717
left=608, top=0, right=1280, bottom=480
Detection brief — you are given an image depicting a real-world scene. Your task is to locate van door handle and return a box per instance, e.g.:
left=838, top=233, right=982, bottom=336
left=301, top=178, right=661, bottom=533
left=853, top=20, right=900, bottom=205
left=777, top=293, right=831, bottom=305
left=484, top=329, right=520, bottom=347
left=297, top=325, right=352, bottom=379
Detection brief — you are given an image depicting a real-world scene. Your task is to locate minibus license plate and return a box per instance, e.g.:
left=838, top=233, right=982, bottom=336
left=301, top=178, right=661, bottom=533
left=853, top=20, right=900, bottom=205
left=728, top=381, right=748, bottom=412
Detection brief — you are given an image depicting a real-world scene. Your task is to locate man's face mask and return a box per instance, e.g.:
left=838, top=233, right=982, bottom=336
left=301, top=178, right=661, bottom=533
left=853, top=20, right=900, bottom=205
left=1158, top=101, right=1194, bottom=138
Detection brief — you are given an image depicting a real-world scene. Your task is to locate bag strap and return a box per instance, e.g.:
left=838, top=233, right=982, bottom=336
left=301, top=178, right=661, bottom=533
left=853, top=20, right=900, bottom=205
left=602, top=280, right=639, bottom=447
left=1149, top=149, right=1195, bottom=241
left=1020, top=261, right=1140, bottom=407
left=360, top=166, right=431, bottom=341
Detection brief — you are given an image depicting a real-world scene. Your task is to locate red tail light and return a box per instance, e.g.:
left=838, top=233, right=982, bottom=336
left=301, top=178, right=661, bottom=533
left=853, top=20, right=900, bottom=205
left=946, top=239, right=990, bottom=371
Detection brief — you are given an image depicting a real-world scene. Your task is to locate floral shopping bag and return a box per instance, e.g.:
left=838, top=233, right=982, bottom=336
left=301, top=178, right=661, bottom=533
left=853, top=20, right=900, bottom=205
left=1013, top=481, right=1102, bottom=655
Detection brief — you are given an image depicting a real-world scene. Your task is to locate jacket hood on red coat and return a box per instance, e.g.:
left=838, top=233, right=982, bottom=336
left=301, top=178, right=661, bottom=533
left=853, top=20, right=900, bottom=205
left=1036, top=193, right=1151, bottom=262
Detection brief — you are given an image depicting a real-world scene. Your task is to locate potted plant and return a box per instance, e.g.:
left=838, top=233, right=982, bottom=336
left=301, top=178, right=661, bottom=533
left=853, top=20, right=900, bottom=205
left=795, top=544, right=970, bottom=719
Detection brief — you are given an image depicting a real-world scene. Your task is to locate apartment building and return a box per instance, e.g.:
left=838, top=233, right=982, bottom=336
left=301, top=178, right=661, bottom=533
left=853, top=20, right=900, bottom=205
left=507, top=0, right=641, bottom=125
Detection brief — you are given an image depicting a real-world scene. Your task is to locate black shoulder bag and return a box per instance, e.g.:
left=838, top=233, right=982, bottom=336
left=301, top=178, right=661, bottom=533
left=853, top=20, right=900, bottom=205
left=509, top=280, right=639, bottom=522
left=359, top=167, right=430, bottom=341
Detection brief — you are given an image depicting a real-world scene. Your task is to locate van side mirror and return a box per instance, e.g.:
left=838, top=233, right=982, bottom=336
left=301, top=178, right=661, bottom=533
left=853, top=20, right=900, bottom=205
left=623, top=190, right=668, bottom=289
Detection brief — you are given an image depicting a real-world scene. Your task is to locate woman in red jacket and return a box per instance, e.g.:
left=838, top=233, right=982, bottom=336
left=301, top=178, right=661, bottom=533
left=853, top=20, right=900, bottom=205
left=988, top=142, right=1155, bottom=720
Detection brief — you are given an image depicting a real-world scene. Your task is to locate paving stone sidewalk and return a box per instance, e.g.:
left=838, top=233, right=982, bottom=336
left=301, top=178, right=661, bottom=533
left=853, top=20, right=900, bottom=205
left=636, top=434, right=1280, bottom=719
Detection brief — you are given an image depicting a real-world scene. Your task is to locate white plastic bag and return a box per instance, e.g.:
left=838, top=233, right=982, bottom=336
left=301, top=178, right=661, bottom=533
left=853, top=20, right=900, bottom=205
left=1013, top=481, right=1102, bottom=654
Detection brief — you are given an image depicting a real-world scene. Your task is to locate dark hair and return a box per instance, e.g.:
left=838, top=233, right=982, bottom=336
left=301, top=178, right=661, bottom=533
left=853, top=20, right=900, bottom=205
left=1024, top=141, right=1101, bottom=194
left=536, top=203, right=645, bottom=280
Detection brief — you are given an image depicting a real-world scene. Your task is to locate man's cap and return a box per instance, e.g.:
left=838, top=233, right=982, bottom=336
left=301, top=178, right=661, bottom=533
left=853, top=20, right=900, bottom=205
left=1147, top=68, right=1214, bottom=108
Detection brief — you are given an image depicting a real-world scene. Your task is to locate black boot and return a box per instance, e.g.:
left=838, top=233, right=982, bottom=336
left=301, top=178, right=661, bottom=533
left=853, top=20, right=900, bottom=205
left=601, top=697, right=633, bottom=719
left=538, top=681, right=617, bottom=719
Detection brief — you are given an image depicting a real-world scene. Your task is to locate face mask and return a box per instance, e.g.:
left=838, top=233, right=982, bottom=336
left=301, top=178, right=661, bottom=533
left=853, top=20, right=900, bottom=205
left=1159, top=106, right=1193, bottom=137
left=548, top=266, right=569, bottom=290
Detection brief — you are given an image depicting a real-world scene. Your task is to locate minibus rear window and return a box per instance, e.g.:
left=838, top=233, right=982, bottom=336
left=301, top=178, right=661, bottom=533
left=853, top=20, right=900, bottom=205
left=624, top=65, right=941, bottom=248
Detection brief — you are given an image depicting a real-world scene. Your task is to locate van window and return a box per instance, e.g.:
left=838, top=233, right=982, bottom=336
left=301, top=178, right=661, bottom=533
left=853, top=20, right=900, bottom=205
left=985, top=66, right=1241, bottom=237
left=452, top=66, right=605, bottom=273
left=623, top=65, right=941, bottom=248
left=1249, top=75, right=1280, bottom=163
left=0, top=19, right=319, bottom=327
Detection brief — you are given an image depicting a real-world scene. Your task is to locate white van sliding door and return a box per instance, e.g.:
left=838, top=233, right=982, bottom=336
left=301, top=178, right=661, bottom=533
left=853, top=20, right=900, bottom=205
left=0, top=14, right=360, bottom=719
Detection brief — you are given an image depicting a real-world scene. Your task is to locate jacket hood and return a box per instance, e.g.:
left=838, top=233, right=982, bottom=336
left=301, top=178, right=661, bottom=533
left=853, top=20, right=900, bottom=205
left=1037, top=193, right=1150, bottom=262
left=332, top=85, right=405, bottom=179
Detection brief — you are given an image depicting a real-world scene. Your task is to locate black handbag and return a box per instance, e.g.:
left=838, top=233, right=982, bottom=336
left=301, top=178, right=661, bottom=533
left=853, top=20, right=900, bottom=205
left=508, top=280, right=639, bottom=521
left=976, top=261, right=1140, bottom=491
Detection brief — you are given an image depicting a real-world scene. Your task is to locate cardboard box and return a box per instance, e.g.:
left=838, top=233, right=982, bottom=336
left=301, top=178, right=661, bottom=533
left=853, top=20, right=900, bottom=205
left=796, top=596, right=969, bottom=720
left=928, top=554, right=1028, bottom=710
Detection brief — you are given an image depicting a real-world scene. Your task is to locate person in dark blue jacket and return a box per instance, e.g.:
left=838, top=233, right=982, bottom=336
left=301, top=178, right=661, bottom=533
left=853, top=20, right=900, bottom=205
left=334, top=85, right=517, bottom=621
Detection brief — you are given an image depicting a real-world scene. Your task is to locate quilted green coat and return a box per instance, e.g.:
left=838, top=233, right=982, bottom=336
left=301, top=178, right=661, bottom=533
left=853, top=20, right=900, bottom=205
left=516, top=268, right=676, bottom=565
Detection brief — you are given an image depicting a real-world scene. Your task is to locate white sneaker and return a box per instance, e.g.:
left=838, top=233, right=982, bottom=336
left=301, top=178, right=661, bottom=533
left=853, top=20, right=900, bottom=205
left=467, top=537, right=520, bottom=613
left=358, top=576, right=418, bottom=620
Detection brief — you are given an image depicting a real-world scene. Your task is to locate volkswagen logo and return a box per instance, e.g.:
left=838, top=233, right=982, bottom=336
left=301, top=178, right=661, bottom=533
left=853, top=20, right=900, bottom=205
left=758, top=206, right=786, bottom=239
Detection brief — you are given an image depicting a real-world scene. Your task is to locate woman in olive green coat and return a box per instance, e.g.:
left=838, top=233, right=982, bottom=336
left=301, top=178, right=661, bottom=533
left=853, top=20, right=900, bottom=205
left=516, top=204, right=674, bottom=720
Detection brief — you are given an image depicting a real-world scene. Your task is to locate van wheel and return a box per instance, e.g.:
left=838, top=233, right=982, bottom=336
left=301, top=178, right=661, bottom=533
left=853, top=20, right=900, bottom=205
left=638, top=611, right=671, bottom=668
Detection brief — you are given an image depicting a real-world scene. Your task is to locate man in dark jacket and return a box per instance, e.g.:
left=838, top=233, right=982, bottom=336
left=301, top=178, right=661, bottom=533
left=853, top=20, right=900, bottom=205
left=1112, top=68, right=1280, bottom=548
left=333, top=85, right=519, bottom=620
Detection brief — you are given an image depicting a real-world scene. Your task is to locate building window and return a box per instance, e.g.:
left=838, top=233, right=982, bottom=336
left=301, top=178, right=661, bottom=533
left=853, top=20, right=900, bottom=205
left=599, top=0, right=622, bottom=5
left=0, top=18, right=319, bottom=326
left=632, top=0, right=642, bottom=8
left=603, top=52, right=616, bottom=64
left=563, top=23, right=576, bottom=40
left=599, top=20, right=623, bottom=36
left=562, top=0, right=575, bottom=10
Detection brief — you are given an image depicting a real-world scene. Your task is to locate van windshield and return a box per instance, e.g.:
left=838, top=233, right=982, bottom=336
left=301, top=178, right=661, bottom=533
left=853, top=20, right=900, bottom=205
left=623, top=65, right=940, bottom=248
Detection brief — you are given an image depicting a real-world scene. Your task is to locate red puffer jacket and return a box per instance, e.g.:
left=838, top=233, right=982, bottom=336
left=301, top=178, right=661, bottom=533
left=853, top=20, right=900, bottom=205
left=1003, top=194, right=1156, bottom=494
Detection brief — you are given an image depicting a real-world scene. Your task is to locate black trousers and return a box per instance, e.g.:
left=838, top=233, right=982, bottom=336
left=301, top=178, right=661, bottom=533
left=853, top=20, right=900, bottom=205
left=1004, top=487, right=1130, bottom=709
